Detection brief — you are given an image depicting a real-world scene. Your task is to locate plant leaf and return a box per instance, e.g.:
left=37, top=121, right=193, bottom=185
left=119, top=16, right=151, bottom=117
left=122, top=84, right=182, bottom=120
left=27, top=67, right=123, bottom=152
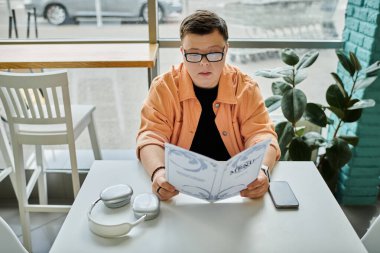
left=347, top=99, right=376, bottom=110
left=338, top=135, right=359, bottom=146
left=297, top=50, right=319, bottom=69
left=365, top=61, right=380, bottom=77
left=283, top=69, right=307, bottom=85
left=326, top=84, right=346, bottom=109
left=294, top=126, right=306, bottom=137
left=265, top=95, right=282, bottom=113
left=275, top=121, right=294, bottom=160
left=330, top=72, right=348, bottom=97
left=294, top=69, right=308, bottom=85
left=336, top=50, right=355, bottom=77
left=289, top=137, right=312, bottom=161
left=317, top=157, right=340, bottom=193
left=304, top=103, right=328, bottom=127
left=302, top=131, right=326, bottom=149
left=281, top=89, right=307, bottom=124
left=274, top=66, right=293, bottom=76
left=271, top=81, right=292, bottom=96
left=353, top=76, right=378, bottom=91
left=283, top=75, right=293, bottom=85
left=254, top=70, right=283, bottom=78
left=281, top=48, right=299, bottom=66
left=349, top=52, right=362, bottom=71
left=328, top=106, right=345, bottom=119
left=343, top=105, right=362, bottom=122
left=347, top=99, right=358, bottom=107
left=326, top=138, right=352, bottom=168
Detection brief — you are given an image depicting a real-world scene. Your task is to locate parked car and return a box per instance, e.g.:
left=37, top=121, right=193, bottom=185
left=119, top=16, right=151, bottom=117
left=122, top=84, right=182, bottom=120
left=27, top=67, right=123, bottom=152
left=24, top=0, right=182, bottom=25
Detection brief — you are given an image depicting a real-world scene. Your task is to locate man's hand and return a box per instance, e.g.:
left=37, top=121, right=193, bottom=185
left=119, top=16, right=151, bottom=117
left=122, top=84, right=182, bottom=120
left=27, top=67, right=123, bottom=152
left=240, top=170, right=269, bottom=199
left=152, top=169, right=179, bottom=201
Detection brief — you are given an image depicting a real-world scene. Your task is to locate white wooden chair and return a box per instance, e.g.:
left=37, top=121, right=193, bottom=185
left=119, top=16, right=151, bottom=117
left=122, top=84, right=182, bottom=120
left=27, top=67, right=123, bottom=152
left=0, top=119, right=17, bottom=197
left=0, top=70, right=102, bottom=251
left=362, top=214, right=380, bottom=253
left=0, top=216, right=28, bottom=253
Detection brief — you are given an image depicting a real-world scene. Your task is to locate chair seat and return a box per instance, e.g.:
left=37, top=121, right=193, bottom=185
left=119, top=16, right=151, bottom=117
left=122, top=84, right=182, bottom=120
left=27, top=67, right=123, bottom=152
left=18, top=105, right=95, bottom=135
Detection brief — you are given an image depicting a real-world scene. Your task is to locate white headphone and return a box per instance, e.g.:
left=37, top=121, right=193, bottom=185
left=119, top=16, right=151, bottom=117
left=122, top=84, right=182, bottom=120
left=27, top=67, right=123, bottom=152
left=88, top=184, right=160, bottom=238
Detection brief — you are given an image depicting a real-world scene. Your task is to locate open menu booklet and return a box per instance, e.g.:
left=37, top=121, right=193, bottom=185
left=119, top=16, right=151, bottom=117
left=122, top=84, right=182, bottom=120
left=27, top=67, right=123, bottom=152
left=165, top=138, right=271, bottom=202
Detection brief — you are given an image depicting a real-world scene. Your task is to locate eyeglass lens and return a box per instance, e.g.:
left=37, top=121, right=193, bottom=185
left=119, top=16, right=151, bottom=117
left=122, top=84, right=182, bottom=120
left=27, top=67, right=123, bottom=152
left=186, top=52, right=223, bottom=62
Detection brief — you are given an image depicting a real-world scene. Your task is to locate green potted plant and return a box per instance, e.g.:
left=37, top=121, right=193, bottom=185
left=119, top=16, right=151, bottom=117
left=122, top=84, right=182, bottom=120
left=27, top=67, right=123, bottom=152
left=255, top=49, right=379, bottom=193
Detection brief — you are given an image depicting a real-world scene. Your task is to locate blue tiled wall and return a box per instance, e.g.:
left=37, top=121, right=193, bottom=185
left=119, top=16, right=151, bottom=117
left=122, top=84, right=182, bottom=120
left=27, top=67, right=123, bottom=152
left=334, top=0, right=380, bottom=205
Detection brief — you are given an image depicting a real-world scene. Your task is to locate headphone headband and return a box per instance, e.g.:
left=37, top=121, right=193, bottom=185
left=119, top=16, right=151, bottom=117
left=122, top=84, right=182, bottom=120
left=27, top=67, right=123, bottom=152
left=87, top=185, right=160, bottom=238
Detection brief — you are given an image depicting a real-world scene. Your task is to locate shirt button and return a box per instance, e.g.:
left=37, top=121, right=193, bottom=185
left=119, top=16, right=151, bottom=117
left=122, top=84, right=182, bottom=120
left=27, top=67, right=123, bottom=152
left=222, top=131, right=228, bottom=136
left=215, top=103, right=220, bottom=108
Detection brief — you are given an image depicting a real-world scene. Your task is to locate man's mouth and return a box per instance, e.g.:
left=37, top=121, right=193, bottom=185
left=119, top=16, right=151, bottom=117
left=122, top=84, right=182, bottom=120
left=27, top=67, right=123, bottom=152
left=199, top=72, right=212, bottom=77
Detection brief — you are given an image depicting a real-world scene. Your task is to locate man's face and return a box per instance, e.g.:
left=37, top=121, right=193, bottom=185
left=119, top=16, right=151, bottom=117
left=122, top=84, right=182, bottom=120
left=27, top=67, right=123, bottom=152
left=181, top=30, right=228, bottom=88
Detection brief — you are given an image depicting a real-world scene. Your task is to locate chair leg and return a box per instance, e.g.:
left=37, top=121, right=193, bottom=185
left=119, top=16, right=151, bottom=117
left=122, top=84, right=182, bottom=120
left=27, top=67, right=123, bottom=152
left=67, top=140, right=80, bottom=198
left=36, top=145, right=47, bottom=205
left=13, top=143, right=32, bottom=252
left=88, top=114, right=102, bottom=160
left=0, top=123, right=18, bottom=199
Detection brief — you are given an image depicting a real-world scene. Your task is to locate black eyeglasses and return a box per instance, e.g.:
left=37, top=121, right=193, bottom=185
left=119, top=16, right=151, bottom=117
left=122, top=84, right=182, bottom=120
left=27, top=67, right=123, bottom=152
left=183, top=47, right=225, bottom=63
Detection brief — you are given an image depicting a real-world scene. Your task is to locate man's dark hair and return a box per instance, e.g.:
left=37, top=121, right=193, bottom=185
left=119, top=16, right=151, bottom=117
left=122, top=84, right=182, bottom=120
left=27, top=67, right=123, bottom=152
left=180, top=10, right=229, bottom=41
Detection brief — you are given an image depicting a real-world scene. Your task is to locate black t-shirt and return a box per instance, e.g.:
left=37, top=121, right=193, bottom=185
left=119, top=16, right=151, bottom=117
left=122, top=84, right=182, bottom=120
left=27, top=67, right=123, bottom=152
left=190, top=84, right=231, bottom=161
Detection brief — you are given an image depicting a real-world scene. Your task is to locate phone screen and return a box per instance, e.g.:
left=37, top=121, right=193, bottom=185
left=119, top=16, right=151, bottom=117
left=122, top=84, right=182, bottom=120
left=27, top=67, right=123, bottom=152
left=269, top=181, right=299, bottom=209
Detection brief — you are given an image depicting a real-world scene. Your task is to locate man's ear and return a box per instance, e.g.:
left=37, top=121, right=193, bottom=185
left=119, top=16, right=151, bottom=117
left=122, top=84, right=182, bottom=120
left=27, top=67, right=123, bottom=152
left=180, top=46, right=183, bottom=54
left=225, top=42, right=229, bottom=54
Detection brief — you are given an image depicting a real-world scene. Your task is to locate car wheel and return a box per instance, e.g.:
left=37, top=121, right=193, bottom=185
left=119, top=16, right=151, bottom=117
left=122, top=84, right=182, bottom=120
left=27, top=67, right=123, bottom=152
left=45, top=4, right=68, bottom=25
left=141, top=4, right=164, bottom=23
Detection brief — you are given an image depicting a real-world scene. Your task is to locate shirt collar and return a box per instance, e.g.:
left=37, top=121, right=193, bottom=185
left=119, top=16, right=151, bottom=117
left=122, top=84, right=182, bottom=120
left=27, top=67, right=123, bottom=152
left=177, top=63, right=238, bottom=104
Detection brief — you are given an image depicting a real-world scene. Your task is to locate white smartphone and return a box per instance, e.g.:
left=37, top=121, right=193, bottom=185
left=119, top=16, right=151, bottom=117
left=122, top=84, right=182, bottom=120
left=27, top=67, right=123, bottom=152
left=269, top=181, right=299, bottom=209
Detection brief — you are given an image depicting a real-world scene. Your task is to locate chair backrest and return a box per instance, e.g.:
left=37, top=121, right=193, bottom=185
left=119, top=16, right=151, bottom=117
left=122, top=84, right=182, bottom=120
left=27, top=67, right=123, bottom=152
left=362, top=214, right=380, bottom=253
left=0, top=71, right=73, bottom=130
left=0, top=216, right=28, bottom=253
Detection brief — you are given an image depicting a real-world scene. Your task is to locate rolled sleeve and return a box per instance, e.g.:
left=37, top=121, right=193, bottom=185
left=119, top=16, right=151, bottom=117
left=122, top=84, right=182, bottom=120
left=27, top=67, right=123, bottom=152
left=136, top=81, right=174, bottom=160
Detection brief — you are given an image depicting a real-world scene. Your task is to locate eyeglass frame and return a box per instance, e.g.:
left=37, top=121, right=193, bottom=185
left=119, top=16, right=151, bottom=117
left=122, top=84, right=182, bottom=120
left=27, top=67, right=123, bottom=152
left=183, top=46, right=226, bottom=63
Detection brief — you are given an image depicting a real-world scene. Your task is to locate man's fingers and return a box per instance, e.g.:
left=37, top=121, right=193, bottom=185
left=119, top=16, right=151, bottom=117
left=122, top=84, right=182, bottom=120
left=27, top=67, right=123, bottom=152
left=157, top=187, right=179, bottom=201
left=156, top=175, right=176, bottom=192
left=240, top=187, right=267, bottom=199
left=246, top=171, right=268, bottom=190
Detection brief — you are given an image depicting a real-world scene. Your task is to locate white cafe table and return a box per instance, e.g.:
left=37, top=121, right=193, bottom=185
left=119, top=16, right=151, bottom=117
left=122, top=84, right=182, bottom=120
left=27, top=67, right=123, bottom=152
left=50, top=161, right=366, bottom=253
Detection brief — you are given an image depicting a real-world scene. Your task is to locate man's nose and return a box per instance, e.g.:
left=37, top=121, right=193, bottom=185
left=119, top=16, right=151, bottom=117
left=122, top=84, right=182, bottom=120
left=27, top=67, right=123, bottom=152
left=200, top=55, right=209, bottom=65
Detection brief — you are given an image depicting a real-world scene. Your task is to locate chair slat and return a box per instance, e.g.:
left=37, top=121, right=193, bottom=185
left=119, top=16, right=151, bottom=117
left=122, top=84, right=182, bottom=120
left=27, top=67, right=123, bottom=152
left=42, top=88, right=53, bottom=118
left=15, top=88, right=28, bottom=118
left=33, top=89, right=44, bottom=119
left=23, top=88, right=36, bottom=119
left=6, top=88, right=21, bottom=118
left=52, top=87, right=61, bottom=118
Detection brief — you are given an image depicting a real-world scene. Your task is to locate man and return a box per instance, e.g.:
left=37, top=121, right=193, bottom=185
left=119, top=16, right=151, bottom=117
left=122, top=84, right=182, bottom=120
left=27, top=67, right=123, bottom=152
left=136, top=10, right=280, bottom=201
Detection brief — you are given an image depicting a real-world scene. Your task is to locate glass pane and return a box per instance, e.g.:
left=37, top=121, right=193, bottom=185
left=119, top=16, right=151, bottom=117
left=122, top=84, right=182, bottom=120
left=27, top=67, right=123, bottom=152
left=1, top=0, right=151, bottom=39
left=159, top=48, right=338, bottom=118
left=160, top=0, right=348, bottom=40
left=66, top=68, right=149, bottom=149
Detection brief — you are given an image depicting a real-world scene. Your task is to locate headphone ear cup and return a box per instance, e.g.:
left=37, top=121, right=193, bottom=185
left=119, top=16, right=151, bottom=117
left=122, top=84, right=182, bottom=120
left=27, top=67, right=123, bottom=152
left=100, top=184, right=133, bottom=208
left=133, top=193, right=160, bottom=221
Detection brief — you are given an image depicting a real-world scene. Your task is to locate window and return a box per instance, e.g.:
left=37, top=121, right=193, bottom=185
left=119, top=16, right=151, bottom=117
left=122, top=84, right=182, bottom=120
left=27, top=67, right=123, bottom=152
left=2, top=0, right=182, bottom=39
left=159, top=0, right=348, bottom=40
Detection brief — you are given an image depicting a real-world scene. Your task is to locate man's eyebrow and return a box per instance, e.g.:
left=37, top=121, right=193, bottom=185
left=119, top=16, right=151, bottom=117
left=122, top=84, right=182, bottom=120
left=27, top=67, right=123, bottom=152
left=186, top=46, right=224, bottom=51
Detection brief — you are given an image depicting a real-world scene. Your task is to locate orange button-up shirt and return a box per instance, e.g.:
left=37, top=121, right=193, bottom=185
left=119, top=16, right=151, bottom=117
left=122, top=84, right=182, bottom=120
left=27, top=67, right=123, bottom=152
left=136, top=63, right=280, bottom=160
